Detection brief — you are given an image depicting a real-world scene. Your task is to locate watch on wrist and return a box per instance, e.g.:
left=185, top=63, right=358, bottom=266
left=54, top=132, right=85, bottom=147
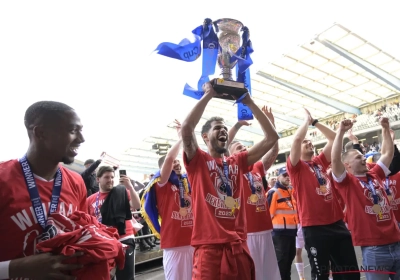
left=312, top=119, right=319, bottom=126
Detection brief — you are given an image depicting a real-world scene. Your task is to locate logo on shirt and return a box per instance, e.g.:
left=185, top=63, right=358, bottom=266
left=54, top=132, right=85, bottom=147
left=362, top=180, right=391, bottom=222
left=171, top=184, right=193, bottom=227
left=244, top=172, right=267, bottom=212
left=205, top=160, right=240, bottom=219
left=307, top=164, right=332, bottom=201
left=10, top=202, right=78, bottom=257
left=388, top=180, right=400, bottom=211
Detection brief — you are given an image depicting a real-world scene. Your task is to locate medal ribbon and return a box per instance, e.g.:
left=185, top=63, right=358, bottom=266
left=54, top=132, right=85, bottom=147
left=214, top=158, right=233, bottom=197
left=359, top=176, right=379, bottom=205
left=95, top=192, right=102, bottom=222
left=306, top=162, right=326, bottom=185
left=384, top=177, right=392, bottom=196
left=178, top=177, right=187, bottom=208
left=247, top=172, right=256, bottom=195
left=19, top=155, right=62, bottom=230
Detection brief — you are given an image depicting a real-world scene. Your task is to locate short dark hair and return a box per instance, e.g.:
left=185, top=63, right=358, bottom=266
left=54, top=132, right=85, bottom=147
left=201, top=116, right=224, bottom=135
left=96, top=166, right=114, bottom=178
left=24, top=101, right=73, bottom=130
left=158, top=156, right=166, bottom=169
left=84, top=159, right=95, bottom=166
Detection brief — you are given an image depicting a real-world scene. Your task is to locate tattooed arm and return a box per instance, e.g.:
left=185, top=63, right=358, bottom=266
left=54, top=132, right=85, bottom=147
left=181, top=82, right=217, bottom=162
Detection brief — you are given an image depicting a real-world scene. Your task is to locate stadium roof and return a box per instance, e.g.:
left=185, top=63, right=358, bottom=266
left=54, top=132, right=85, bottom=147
left=121, top=23, right=400, bottom=175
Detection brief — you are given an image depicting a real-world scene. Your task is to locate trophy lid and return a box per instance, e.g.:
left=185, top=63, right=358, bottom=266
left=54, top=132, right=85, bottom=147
left=213, top=18, right=244, bottom=34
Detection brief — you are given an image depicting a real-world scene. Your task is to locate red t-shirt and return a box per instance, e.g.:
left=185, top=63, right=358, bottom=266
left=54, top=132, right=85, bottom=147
left=286, top=152, right=344, bottom=227
left=0, top=159, right=87, bottom=262
left=87, top=190, right=136, bottom=241
left=332, top=163, right=400, bottom=246
left=183, top=148, right=248, bottom=245
left=244, top=161, right=273, bottom=232
left=36, top=212, right=125, bottom=280
left=386, top=172, right=400, bottom=222
left=155, top=180, right=193, bottom=249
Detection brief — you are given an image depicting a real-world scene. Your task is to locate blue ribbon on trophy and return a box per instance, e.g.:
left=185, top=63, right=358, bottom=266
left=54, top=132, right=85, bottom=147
left=154, top=18, right=254, bottom=120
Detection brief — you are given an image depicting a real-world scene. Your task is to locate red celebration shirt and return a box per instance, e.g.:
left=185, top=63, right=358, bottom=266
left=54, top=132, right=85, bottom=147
left=184, top=148, right=248, bottom=245
left=286, top=152, right=343, bottom=226
left=332, top=162, right=400, bottom=246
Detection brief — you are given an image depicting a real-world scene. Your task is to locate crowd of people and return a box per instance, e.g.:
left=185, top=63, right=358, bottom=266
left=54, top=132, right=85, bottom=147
left=1, top=81, right=400, bottom=280
left=279, top=101, right=400, bottom=151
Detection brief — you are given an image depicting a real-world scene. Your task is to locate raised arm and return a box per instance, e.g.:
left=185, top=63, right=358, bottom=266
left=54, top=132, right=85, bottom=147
left=227, top=120, right=251, bottom=147
left=120, top=175, right=141, bottom=209
left=313, top=117, right=336, bottom=162
left=332, top=120, right=354, bottom=178
left=245, top=98, right=279, bottom=166
left=348, top=129, right=363, bottom=154
left=159, top=120, right=182, bottom=185
left=388, top=130, right=400, bottom=175
left=80, top=159, right=102, bottom=179
left=181, top=82, right=216, bottom=162
left=290, top=109, right=312, bottom=166
left=379, top=117, right=394, bottom=168
left=260, top=107, right=279, bottom=171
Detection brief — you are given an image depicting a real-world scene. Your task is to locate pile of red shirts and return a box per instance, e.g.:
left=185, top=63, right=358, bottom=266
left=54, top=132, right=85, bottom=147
left=36, top=211, right=126, bottom=280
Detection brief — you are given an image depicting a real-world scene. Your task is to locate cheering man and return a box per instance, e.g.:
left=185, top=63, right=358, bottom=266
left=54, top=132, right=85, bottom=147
left=331, top=118, right=400, bottom=279
left=286, top=108, right=359, bottom=280
left=181, top=81, right=279, bottom=280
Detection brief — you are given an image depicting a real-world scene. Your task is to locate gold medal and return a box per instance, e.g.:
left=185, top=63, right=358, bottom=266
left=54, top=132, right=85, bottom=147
left=320, top=185, right=327, bottom=194
left=179, top=207, right=188, bottom=217
left=250, top=194, right=259, bottom=203
left=225, top=196, right=235, bottom=209
left=372, top=204, right=382, bottom=214
left=388, top=195, right=393, bottom=202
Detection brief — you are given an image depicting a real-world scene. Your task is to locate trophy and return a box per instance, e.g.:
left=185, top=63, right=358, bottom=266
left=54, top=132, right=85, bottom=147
left=154, top=17, right=254, bottom=120
left=211, top=18, right=249, bottom=101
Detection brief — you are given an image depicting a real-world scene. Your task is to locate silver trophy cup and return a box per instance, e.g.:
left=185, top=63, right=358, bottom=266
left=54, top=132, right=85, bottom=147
left=212, top=18, right=249, bottom=100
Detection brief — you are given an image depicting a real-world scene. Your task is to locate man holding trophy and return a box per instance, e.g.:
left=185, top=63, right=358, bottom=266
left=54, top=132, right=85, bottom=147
left=157, top=18, right=279, bottom=280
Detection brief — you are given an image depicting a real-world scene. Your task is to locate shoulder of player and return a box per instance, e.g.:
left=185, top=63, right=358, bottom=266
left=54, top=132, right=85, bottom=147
left=0, top=159, right=19, bottom=173
left=226, top=150, right=247, bottom=162
left=87, top=192, right=98, bottom=201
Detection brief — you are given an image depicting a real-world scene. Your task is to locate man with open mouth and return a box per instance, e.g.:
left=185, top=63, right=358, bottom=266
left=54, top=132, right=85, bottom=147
left=181, top=81, right=279, bottom=280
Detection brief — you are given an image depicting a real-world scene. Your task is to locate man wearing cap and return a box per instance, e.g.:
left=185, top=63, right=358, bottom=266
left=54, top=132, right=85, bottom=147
left=267, top=167, right=298, bottom=280
left=81, top=158, right=102, bottom=196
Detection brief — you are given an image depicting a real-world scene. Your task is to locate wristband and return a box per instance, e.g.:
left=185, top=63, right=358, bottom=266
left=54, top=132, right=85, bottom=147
left=312, top=119, right=319, bottom=126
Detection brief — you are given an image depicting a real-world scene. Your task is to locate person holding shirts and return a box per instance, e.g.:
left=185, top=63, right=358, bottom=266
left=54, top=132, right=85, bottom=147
left=0, top=101, right=87, bottom=280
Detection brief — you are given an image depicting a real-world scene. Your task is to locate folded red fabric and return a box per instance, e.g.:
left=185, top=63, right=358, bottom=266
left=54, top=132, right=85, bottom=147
left=36, top=211, right=126, bottom=280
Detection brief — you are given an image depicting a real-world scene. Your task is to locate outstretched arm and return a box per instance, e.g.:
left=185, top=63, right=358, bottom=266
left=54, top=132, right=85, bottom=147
left=290, top=109, right=312, bottom=166
left=159, top=120, right=182, bottom=185
left=313, top=119, right=336, bottom=162
left=332, top=120, right=354, bottom=178
left=245, top=98, right=279, bottom=166
left=227, top=120, right=251, bottom=148
left=260, top=107, right=279, bottom=171
left=181, top=82, right=216, bottom=162
left=379, top=117, right=394, bottom=168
